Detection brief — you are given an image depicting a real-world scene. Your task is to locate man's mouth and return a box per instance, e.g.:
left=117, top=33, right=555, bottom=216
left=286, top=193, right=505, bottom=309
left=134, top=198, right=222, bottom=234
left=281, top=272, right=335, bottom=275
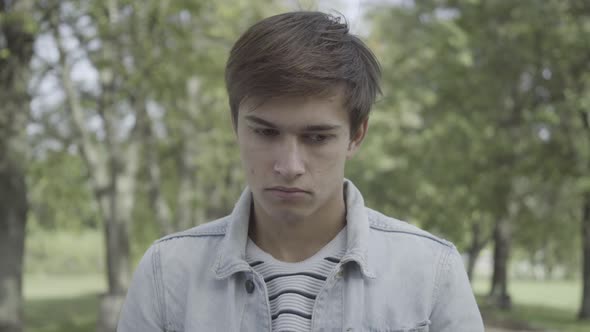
left=265, top=186, right=310, bottom=199
left=268, top=186, right=308, bottom=193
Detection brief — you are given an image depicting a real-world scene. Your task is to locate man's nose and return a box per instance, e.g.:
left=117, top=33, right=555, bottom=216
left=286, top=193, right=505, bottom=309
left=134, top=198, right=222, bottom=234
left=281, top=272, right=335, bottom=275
left=273, top=138, right=305, bottom=179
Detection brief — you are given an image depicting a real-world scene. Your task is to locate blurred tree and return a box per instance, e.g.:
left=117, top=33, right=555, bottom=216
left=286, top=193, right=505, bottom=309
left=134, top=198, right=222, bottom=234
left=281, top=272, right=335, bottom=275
left=133, top=0, right=279, bottom=236
left=31, top=0, right=279, bottom=330
left=0, top=1, right=35, bottom=331
left=44, top=1, right=145, bottom=329
left=27, top=151, right=99, bottom=230
left=360, top=0, right=589, bottom=313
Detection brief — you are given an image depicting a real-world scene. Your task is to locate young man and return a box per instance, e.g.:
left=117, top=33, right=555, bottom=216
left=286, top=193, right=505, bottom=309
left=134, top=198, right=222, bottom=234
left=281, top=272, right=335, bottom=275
left=118, top=11, right=484, bottom=331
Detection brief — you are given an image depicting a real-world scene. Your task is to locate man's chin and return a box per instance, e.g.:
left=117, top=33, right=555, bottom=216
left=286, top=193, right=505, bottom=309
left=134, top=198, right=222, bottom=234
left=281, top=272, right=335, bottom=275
left=266, top=206, right=311, bottom=224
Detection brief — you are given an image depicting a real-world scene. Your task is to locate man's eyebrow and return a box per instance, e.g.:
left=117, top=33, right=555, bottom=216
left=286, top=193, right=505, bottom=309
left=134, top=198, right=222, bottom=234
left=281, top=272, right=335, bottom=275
left=244, top=115, right=278, bottom=128
left=302, top=124, right=342, bottom=132
left=244, top=115, right=341, bottom=131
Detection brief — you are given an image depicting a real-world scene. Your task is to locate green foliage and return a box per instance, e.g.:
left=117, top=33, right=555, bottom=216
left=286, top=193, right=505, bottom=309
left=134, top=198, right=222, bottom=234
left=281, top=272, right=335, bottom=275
left=348, top=1, right=590, bottom=277
left=24, top=0, right=588, bottom=301
left=18, top=0, right=590, bottom=327
left=28, top=0, right=286, bottom=253
left=27, top=151, right=99, bottom=230
left=24, top=223, right=104, bottom=275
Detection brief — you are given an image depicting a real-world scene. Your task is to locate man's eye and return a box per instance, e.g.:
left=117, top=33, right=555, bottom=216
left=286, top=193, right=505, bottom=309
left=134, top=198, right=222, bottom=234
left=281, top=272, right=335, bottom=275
left=305, top=134, right=329, bottom=143
left=254, top=128, right=279, bottom=137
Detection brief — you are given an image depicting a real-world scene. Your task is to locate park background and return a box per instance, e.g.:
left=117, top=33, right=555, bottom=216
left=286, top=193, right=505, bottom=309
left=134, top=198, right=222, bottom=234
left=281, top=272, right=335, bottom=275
left=1, top=0, right=590, bottom=331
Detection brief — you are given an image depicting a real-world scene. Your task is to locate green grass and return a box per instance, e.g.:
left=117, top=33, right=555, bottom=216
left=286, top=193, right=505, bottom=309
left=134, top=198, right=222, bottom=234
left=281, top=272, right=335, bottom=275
left=24, top=274, right=105, bottom=332
left=478, top=299, right=590, bottom=332
left=25, top=229, right=105, bottom=275
left=25, top=293, right=100, bottom=332
left=473, top=278, right=581, bottom=311
left=24, top=274, right=106, bottom=300
left=474, top=278, right=590, bottom=332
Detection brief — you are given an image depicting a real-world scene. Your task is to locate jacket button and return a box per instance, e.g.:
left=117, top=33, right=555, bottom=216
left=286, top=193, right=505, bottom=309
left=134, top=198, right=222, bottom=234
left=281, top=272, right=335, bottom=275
left=245, top=279, right=255, bottom=294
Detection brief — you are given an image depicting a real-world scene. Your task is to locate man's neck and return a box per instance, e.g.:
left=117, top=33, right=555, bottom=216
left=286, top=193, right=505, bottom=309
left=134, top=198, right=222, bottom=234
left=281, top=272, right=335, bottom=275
left=249, top=194, right=346, bottom=263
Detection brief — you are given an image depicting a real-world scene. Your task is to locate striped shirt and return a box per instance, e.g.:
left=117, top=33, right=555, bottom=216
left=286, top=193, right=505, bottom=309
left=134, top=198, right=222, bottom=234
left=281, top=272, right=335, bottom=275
left=246, top=227, right=347, bottom=332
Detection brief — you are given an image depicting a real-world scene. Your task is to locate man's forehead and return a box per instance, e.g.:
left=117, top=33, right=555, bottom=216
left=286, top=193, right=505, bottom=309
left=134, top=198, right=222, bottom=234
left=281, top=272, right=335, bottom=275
left=239, top=94, right=348, bottom=131
left=239, top=84, right=347, bottom=112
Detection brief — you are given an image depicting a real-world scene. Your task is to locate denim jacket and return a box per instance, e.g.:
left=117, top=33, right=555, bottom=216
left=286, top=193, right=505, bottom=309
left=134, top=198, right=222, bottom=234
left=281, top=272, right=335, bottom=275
left=117, top=180, right=484, bottom=332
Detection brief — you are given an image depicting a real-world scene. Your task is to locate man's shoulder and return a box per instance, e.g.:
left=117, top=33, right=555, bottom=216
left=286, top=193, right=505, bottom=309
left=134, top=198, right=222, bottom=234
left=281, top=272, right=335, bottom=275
left=365, top=207, right=454, bottom=249
left=155, top=216, right=230, bottom=244
left=146, top=217, right=230, bottom=271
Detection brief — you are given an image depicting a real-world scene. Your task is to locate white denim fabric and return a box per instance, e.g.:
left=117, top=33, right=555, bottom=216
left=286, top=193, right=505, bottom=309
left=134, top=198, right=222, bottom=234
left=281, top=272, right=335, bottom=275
left=117, top=180, right=484, bottom=332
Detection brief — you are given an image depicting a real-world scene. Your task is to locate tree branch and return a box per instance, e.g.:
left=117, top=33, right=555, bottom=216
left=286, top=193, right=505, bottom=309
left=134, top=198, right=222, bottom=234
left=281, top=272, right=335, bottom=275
left=52, top=18, right=105, bottom=185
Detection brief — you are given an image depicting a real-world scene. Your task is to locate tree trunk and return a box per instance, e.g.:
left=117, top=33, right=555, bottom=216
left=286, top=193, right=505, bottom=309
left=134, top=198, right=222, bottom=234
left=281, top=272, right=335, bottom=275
left=53, top=2, right=139, bottom=328
left=101, top=169, right=133, bottom=295
left=0, top=1, right=34, bottom=331
left=0, top=160, right=27, bottom=332
left=543, top=244, right=554, bottom=280
left=466, top=222, right=487, bottom=281
left=467, top=250, right=482, bottom=282
left=579, top=192, right=590, bottom=319
left=175, top=110, right=202, bottom=232
left=94, top=111, right=142, bottom=332
left=578, top=107, right=590, bottom=320
left=95, top=182, right=133, bottom=332
left=147, top=147, right=174, bottom=236
left=92, top=131, right=140, bottom=332
left=489, top=216, right=512, bottom=310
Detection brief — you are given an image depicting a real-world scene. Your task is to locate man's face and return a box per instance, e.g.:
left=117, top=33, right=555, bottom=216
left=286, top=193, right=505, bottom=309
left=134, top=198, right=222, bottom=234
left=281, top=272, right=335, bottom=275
left=236, top=91, right=367, bottom=224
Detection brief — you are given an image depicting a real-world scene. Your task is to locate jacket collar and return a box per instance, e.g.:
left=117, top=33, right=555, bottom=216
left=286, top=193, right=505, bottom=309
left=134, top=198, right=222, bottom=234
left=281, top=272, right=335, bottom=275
left=213, top=179, right=376, bottom=279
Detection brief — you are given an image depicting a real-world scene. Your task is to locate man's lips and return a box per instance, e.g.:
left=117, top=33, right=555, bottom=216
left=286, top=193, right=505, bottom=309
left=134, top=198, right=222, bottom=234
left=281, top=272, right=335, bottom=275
left=266, top=186, right=309, bottom=193
left=265, top=187, right=309, bottom=200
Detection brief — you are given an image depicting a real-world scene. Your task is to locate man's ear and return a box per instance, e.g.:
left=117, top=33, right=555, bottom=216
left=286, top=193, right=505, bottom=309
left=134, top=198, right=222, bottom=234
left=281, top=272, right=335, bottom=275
left=346, top=118, right=368, bottom=159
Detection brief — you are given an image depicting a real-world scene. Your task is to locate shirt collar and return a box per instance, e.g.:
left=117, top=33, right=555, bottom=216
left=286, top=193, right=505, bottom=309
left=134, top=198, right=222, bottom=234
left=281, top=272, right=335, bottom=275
left=341, top=180, right=376, bottom=278
left=213, top=179, right=376, bottom=279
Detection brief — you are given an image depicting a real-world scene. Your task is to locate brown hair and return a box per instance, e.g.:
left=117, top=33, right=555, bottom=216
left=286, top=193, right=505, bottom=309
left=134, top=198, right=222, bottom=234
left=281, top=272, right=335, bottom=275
left=225, top=11, right=381, bottom=135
